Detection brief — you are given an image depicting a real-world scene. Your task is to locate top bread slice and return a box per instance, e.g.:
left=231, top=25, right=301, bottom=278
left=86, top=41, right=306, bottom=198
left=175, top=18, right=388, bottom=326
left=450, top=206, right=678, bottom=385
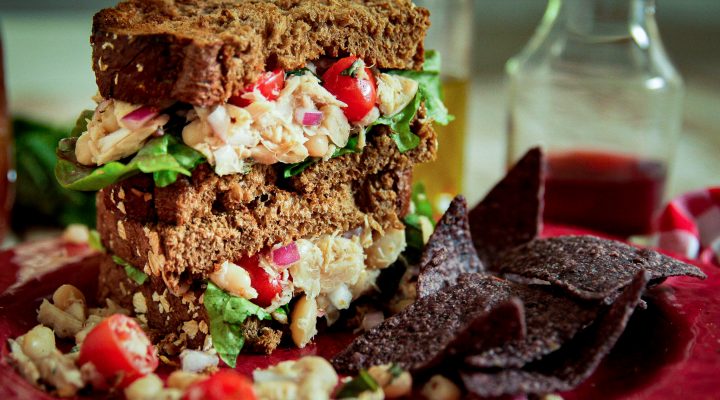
left=92, top=0, right=431, bottom=107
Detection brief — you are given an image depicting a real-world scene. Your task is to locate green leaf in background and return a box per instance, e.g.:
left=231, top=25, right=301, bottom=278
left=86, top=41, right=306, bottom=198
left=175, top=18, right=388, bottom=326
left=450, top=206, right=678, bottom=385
left=204, top=282, right=271, bottom=367
left=12, top=118, right=97, bottom=230
left=56, top=134, right=204, bottom=191
left=112, top=255, right=148, bottom=285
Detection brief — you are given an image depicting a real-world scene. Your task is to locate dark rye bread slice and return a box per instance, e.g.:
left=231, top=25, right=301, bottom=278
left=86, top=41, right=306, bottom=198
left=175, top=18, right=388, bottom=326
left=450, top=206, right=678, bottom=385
left=97, top=253, right=282, bottom=354
left=495, top=235, right=706, bottom=304
left=100, top=119, right=436, bottom=226
left=92, top=0, right=430, bottom=106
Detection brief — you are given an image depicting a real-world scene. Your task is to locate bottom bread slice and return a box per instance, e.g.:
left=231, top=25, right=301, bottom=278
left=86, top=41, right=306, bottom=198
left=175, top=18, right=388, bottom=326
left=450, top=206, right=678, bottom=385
left=97, top=253, right=284, bottom=355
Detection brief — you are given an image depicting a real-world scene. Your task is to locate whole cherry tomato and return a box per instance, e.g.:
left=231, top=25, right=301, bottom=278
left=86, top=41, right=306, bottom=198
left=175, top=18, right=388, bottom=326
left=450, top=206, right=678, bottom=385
left=238, top=255, right=282, bottom=307
left=78, top=314, right=158, bottom=387
left=229, top=69, right=285, bottom=107
left=182, top=370, right=257, bottom=400
left=322, top=56, right=377, bottom=122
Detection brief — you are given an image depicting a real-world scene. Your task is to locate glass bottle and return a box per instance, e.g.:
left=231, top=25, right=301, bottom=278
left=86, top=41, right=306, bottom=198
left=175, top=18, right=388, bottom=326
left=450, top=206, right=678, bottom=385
left=506, top=0, right=684, bottom=236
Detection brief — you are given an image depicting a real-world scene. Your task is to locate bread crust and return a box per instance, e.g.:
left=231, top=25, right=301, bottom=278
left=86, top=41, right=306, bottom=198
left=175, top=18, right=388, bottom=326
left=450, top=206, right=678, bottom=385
left=92, top=0, right=430, bottom=106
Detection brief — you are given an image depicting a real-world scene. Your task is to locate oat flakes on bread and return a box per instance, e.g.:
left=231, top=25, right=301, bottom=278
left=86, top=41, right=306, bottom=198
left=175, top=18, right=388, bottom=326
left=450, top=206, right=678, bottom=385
left=92, top=0, right=431, bottom=106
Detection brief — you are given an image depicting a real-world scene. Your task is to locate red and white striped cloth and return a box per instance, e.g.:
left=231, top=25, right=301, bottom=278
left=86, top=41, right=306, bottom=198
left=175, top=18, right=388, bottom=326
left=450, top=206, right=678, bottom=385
left=653, top=187, right=720, bottom=266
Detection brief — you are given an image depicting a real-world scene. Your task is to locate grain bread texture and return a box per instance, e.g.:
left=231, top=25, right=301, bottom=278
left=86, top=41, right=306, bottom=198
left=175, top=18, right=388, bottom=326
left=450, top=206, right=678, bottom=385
left=97, top=128, right=435, bottom=294
left=98, top=253, right=283, bottom=354
left=92, top=0, right=430, bottom=106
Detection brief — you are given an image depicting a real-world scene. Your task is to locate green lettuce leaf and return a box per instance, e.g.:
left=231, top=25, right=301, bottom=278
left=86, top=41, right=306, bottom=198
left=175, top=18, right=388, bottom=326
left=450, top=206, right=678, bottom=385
left=112, top=255, right=148, bottom=285
left=55, top=134, right=204, bottom=191
left=69, top=110, right=94, bottom=137
left=204, top=282, right=271, bottom=367
left=378, top=50, right=453, bottom=152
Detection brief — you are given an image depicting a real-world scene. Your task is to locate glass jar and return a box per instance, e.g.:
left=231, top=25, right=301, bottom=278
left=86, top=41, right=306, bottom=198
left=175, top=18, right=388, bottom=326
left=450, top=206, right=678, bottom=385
left=506, top=0, right=684, bottom=236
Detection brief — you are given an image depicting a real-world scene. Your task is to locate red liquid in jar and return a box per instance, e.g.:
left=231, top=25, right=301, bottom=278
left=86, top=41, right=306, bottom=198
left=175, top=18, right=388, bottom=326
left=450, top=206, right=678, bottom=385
left=544, top=150, right=667, bottom=236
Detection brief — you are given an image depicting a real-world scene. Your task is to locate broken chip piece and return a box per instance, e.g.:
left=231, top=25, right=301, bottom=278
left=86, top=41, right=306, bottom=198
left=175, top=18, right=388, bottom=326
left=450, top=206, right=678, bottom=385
left=460, top=270, right=649, bottom=397
left=469, top=147, right=545, bottom=267
left=332, top=274, right=524, bottom=374
left=495, top=235, right=706, bottom=303
left=417, top=195, right=484, bottom=298
left=463, top=281, right=600, bottom=369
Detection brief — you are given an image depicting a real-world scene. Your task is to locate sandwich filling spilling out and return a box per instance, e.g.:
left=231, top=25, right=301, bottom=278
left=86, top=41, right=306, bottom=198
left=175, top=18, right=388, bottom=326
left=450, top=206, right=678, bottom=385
left=57, top=52, right=450, bottom=190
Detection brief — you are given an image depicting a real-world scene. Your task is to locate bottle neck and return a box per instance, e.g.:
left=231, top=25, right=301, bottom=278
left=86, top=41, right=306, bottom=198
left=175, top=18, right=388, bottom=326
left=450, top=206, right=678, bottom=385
left=551, top=0, right=656, bottom=40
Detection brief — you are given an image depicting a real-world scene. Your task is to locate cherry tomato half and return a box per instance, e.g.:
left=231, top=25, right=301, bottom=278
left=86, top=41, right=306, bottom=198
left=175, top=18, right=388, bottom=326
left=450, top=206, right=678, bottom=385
left=78, top=314, right=158, bottom=387
left=182, top=370, right=256, bottom=400
left=238, top=255, right=282, bottom=307
left=229, top=69, right=285, bottom=107
left=322, top=56, right=377, bottom=122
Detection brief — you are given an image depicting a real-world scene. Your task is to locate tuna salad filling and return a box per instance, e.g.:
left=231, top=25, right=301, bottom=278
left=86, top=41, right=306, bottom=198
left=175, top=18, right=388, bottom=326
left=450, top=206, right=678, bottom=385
left=55, top=52, right=450, bottom=191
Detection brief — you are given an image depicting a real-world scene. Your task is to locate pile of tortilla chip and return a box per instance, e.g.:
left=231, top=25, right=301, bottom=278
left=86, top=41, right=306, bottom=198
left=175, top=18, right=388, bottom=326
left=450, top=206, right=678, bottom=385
left=332, top=148, right=706, bottom=397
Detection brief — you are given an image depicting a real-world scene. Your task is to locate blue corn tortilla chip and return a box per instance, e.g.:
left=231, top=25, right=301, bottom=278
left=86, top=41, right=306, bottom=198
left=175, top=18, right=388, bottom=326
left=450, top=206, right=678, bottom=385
left=461, top=270, right=649, bottom=397
left=331, top=274, right=525, bottom=374
left=464, top=283, right=600, bottom=369
left=495, top=235, right=706, bottom=303
left=469, top=147, right=545, bottom=268
left=417, top=195, right=484, bottom=298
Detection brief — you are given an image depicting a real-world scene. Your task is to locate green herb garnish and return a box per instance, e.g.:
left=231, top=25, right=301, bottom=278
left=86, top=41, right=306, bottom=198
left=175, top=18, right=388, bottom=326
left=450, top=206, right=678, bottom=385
left=112, top=255, right=148, bottom=285
left=335, top=370, right=380, bottom=399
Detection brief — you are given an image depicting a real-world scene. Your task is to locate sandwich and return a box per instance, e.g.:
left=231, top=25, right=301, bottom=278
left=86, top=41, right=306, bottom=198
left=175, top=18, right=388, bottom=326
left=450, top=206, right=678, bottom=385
left=55, top=0, right=450, bottom=367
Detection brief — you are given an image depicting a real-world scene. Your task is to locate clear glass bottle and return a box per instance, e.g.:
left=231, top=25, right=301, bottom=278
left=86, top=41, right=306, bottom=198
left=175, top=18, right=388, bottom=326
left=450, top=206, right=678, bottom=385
left=506, top=0, right=684, bottom=236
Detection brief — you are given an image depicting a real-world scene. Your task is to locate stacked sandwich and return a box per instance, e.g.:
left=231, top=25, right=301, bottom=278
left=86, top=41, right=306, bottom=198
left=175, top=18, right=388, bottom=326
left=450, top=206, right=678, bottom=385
left=55, top=0, right=449, bottom=367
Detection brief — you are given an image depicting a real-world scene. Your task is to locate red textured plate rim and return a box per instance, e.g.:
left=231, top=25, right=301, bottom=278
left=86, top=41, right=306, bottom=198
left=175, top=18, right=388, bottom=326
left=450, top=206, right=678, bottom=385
left=0, top=225, right=718, bottom=400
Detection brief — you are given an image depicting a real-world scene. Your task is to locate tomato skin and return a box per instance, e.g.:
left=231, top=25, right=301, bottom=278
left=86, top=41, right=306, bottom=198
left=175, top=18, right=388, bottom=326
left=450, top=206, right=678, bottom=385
left=322, top=56, right=377, bottom=122
left=238, top=255, right=282, bottom=307
left=182, top=370, right=256, bottom=400
left=78, top=314, right=158, bottom=388
left=229, top=69, right=285, bottom=107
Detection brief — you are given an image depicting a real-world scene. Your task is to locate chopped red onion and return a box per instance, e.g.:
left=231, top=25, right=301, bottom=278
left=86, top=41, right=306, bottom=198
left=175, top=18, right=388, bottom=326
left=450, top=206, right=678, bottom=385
left=271, top=242, right=300, bottom=266
left=121, top=106, right=159, bottom=130
left=302, top=110, right=324, bottom=126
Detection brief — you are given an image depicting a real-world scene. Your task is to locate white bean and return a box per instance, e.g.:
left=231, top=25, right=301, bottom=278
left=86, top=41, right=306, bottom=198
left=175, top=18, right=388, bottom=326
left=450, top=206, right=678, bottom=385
left=305, top=135, right=329, bottom=158
left=21, top=325, right=56, bottom=361
left=251, top=144, right=277, bottom=165
left=420, top=375, right=461, bottom=400
left=52, top=284, right=86, bottom=310
left=124, top=373, right=163, bottom=400
left=290, top=295, right=318, bottom=348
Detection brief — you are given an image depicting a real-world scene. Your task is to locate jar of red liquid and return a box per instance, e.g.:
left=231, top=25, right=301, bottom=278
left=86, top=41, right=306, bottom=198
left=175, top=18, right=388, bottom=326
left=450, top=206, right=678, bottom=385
left=506, top=0, right=684, bottom=236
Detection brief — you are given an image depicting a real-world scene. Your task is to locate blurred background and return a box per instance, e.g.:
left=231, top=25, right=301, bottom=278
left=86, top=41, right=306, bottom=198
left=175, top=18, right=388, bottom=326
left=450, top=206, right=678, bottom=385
left=0, top=0, right=719, bottom=242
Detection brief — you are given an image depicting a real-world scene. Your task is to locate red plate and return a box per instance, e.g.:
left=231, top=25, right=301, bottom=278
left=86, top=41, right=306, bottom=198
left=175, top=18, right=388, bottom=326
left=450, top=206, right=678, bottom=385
left=1, top=226, right=718, bottom=399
